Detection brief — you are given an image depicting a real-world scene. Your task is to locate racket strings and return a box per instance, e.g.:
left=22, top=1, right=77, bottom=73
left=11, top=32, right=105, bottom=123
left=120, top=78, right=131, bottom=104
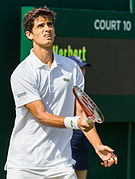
left=77, top=87, right=97, bottom=108
left=73, top=86, right=104, bottom=123
left=79, top=89, right=102, bottom=117
left=75, top=88, right=95, bottom=116
left=82, top=91, right=97, bottom=109
left=78, top=91, right=102, bottom=120
left=80, top=96, right=94, bottom=115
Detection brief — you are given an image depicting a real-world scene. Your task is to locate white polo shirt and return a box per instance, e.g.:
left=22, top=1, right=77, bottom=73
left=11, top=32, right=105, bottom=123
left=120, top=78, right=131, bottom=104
left=5, top=49, right=84, bottom=170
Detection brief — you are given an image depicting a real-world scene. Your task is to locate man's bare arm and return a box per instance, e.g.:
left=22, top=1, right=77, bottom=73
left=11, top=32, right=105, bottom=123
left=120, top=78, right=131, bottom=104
left=75, top=99, right=117, bottom=167
left=25, top=100, right=65, bottom=128
left=25, top=99, right=93, bottom=131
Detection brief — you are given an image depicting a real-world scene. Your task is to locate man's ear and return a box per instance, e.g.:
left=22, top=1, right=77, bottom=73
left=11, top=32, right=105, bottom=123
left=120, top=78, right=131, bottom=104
left=25, top=31, right=33, bottom=41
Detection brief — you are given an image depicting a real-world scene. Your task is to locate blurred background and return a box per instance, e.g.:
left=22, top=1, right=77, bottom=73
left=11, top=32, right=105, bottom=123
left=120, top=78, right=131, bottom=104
left=1, top=1, right=135, bottom=179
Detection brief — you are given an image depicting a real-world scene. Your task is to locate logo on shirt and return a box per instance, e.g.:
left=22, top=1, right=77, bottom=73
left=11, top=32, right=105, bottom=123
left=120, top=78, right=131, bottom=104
left=17, top=92, right=27, bottom=98
left=63, top=78, right=70, bottom=82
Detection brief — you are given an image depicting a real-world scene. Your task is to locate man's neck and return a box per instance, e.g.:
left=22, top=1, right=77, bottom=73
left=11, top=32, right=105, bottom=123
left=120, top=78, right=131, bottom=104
left=33, top=45, right=53, bottom=68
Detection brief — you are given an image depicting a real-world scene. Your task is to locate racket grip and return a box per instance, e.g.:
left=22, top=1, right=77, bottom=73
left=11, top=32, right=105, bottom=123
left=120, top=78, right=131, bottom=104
left=85, top=117, right=92, bottom=123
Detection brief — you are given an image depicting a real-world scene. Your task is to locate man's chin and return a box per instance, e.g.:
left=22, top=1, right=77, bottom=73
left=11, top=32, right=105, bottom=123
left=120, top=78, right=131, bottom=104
left=40, top=42, right=53, bottom=48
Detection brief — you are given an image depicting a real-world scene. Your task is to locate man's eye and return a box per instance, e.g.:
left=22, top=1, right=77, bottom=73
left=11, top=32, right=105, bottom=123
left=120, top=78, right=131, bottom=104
left=37, top=24, right=44, bottom=28
left=47, top=22, right=53, bottom=27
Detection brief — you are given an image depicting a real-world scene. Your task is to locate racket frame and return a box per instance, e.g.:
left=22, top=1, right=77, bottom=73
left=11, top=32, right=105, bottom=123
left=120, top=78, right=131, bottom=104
left=72, top=86, right=104, bottom=123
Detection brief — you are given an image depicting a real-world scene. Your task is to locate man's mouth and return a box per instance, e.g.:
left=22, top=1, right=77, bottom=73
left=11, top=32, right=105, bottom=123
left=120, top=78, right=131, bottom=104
left=44, top=34, right=52, bottom=39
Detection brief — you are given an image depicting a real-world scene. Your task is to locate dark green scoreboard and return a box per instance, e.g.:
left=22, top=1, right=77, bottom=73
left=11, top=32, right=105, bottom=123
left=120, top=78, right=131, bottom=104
left=21, top=7, right=135, bottom=121
left=20, top=7, right=135, bottom=179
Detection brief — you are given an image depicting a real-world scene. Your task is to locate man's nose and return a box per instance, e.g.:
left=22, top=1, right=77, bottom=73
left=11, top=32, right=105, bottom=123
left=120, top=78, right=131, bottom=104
left=44, top=24, right=50, bottom=31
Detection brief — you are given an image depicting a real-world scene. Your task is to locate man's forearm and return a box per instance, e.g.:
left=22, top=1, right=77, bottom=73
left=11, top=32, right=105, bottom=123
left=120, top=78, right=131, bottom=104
left=37, top=111, right=66, bottom=128
left=83, top=125, right=102, bottom=150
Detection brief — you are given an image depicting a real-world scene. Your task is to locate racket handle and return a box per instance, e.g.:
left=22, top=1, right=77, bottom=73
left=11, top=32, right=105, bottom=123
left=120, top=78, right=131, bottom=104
left=85, top=117, right=92, bottom=123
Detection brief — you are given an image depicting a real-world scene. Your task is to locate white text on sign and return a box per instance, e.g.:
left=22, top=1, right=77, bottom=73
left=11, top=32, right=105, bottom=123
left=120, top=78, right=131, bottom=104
left=94, top=19, right=132, bottom=31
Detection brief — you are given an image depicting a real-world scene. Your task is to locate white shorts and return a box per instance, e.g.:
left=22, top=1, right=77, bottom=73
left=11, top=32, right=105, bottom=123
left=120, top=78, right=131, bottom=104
left=6, top=167, right=77, bottom=179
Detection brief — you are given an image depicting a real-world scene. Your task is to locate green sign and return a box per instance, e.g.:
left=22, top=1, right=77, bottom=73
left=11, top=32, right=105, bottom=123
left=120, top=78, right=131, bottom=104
left=20, top=7, right=135, bottom=122
left=54, top=8, right=135, bottom=38
left=20, top=7, right=135, bottom=61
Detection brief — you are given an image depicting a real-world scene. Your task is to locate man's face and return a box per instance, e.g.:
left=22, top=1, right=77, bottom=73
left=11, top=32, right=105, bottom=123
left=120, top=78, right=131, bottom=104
left=26, top=16, right=55, bottom=48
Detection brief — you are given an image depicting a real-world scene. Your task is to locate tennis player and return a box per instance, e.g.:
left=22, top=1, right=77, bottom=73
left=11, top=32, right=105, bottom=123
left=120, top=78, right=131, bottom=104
left=5, top=6, right=117, bottom=179
left=69, top=56, right=91, bottom=179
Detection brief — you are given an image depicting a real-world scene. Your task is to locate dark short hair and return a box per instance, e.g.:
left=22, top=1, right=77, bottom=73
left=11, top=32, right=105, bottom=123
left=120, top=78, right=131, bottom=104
left=23, top=5, right=56, bottom=33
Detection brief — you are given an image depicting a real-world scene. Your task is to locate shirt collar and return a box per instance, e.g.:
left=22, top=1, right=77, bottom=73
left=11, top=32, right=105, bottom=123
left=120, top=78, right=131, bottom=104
left=29, top=49, right=62, bottom=69
left=52, top=50, right=63, bottom=68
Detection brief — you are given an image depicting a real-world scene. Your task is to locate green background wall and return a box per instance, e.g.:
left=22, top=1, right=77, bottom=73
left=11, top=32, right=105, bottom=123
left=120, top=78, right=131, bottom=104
left=1, top=1, right=135, bottom=179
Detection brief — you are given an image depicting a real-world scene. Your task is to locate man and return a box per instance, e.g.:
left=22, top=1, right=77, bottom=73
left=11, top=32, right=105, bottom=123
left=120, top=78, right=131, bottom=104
left=69, top=56, right=91, bottom=179
left=5, top=6, right=117, bottom=179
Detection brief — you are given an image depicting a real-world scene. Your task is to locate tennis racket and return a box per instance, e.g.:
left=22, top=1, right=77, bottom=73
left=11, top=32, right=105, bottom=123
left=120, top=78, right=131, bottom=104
left=72, top=86, right=104, bottom=123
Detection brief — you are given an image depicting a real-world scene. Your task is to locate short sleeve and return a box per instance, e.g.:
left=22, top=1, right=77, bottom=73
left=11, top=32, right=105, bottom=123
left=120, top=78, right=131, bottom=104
left=10, top=72, right=41, bottom=108
left=74, top=64, right=84, bottom=90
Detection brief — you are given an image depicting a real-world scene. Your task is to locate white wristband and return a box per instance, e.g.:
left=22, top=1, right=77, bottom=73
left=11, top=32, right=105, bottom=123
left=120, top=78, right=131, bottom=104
left=64, top=116, right=80, bottom=129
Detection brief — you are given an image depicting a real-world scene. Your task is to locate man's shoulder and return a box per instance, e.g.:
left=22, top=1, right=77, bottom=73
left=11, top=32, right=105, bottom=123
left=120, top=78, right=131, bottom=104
left=54, top=53, right=77, bottom=67
left=11, top=55, right=32, bottom=79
